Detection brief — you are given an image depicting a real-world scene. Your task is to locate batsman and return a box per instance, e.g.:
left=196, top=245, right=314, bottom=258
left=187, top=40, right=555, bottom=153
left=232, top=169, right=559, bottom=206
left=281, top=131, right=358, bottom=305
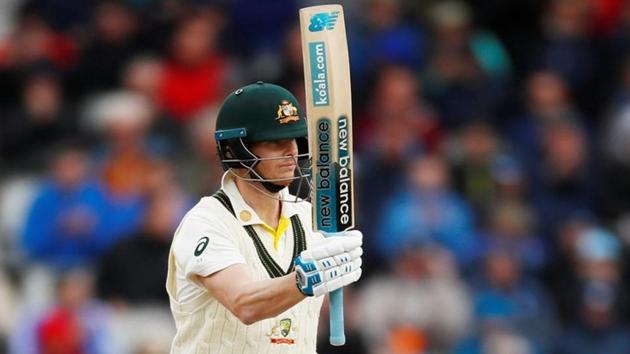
left=166, top=81, right=363, bottom=353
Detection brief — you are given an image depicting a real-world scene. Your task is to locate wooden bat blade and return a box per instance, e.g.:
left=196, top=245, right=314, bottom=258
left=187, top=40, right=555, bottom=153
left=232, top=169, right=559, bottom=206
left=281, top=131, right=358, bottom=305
left=299, top=4, right=354, bottom=347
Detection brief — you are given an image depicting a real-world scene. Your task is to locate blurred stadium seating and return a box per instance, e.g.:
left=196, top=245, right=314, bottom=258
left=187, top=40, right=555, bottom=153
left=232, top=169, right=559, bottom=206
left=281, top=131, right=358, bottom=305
left=1, top=0, right=630, bottom=353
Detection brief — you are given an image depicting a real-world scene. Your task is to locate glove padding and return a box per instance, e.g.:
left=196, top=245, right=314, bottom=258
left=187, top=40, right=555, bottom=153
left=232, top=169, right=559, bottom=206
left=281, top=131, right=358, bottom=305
left=295, top=230, right=363, bottom=297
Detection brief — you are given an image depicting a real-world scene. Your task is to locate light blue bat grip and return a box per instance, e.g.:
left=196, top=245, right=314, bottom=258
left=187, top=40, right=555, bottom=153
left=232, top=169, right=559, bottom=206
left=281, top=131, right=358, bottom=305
left=329, top=288, right=345, bottom=345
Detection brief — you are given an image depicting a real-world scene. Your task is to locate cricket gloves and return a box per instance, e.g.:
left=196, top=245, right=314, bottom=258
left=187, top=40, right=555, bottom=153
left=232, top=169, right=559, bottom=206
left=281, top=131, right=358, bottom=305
left=294, top=230, right=363, bottom=297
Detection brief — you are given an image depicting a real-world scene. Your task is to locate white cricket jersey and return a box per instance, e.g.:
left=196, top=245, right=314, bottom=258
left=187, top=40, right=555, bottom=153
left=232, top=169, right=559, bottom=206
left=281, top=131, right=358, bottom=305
left=166, top=172, right=324, bottom=354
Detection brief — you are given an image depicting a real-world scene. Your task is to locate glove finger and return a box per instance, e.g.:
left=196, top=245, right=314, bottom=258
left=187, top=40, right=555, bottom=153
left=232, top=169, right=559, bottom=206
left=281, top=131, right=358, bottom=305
left=333, top=252, right=351, bottom=265
left=317, top=256, right=337, bottom=270
left=341, top=268, right=362, bottom=287
left=323, top=266, right=341, bottom=281
left=348, top=247, right=363, bottom=260
left=343, top=230, right=363, bottom=239
left=309, top=239, right=343, bottom=259
left=338, top=257, right=361, bottom=275
left=303, top=231, right=363, bottom=261
left=353, top=257, right=362, bottom=270
left=339, top=235, right=362, bottom=252
left=324, top=239, right=346, bottom=256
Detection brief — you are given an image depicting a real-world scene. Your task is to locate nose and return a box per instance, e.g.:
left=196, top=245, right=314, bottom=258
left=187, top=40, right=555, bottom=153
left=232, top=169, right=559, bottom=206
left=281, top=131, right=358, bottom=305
left=283, top=139, right=298, bottom=156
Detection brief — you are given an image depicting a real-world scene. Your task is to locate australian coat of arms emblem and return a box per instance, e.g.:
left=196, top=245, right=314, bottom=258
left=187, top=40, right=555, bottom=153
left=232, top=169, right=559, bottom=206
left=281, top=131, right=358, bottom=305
left=276, top=100, right=300, bottom=124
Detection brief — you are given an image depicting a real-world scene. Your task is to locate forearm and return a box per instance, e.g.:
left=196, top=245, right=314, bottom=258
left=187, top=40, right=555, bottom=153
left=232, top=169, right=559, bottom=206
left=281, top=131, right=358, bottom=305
left=232, top=272, right=305, bottom=325
left=200, top=265, right=306, bottom=326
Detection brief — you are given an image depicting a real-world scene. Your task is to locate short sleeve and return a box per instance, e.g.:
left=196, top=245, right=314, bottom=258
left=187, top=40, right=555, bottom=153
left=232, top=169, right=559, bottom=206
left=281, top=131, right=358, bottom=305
left=173, top=213, right=246, bottom=284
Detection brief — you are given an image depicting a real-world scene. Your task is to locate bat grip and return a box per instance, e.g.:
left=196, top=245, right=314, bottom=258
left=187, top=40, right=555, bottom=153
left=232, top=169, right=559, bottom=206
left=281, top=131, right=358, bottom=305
left=329, top=288, right=345, bottom=346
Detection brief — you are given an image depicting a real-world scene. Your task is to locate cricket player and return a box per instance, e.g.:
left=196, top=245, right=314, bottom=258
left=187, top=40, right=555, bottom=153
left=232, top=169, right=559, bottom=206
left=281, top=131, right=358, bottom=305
left=166, top=81, right=363, bottom=353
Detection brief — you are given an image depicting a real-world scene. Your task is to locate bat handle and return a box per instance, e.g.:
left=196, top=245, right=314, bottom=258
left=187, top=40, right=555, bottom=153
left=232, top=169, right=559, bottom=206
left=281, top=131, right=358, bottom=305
left=329, top=288, right=345, bottom=346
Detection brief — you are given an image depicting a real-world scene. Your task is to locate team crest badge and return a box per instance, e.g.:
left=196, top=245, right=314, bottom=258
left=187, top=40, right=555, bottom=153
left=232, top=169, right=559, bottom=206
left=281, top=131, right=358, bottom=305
left=280, top=318, right=292, bottom=337
left=276, top=100, right=300, bottom=124
left=268, top=318, right=297, bottom=344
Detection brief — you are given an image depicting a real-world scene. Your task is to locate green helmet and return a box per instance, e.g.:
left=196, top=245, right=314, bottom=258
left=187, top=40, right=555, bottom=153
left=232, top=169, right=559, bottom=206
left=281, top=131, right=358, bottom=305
left=215, top=81, right=307, bottom=144
left=214, top=82, right=310, bottom=193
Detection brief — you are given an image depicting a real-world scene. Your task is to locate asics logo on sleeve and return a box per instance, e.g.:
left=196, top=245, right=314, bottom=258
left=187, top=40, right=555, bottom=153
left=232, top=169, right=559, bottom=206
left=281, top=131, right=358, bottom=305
left=194, top=236, right=210, bottom=256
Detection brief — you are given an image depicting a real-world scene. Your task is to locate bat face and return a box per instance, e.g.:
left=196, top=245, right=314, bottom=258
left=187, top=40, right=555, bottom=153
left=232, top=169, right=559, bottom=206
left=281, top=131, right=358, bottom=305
left=300, top=5, right=354, bottom=346
left=300, top=5, right=354, bottom=234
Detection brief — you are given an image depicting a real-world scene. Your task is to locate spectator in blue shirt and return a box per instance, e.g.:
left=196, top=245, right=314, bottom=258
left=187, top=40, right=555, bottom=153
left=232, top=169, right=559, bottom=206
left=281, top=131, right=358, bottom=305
left=377, top=154, right=477, bottom=266
left=20, top=145, right=142, bottom=270
left=466, top=246, right=557, bottom=353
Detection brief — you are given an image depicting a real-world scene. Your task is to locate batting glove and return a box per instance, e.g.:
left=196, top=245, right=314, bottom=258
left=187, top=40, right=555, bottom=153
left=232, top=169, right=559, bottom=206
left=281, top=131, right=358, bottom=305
left=295, top=230, right=363, bottom=297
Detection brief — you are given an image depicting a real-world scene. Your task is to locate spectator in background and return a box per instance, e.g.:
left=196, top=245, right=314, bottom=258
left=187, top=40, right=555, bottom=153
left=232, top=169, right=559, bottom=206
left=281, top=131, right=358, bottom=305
left=478, top=202, right=547, bottom=274
left=376, top=154, right=477, bottom=266
left=530, top=119, right=598, bottom=237
left=357, top=64, right=443, bottom=154
left=20, top=145, right=114, bottom=270
left=72, top=1, right=143, bottom=95
left=503, top=70, right=587, bottom=170
left=556, top=283, right=630, bottom=354
left=450, top=120, right=503, bottom=216
left=98, top=164, right=188, bottom=305
left=36, top=269, right=111, bottom=354
left=358, top=245, right=470, bottom=353
left=0, top=4, right=77, bottom=70
left=158, top=9, right=231, bottom=122
left=83, top=90, right=156, bottom=239
left=176, top=109, right=223, bottom=196
left=464, top=247, right=557, bottom=353
left=535, top=0, right=600, bottom=112
left=558, top=227, right=628, bottom=323
left=122, top=55, right=164, bottom=107
left=356, top=64, right=443, bottom=270
left=541, top=212, right=620, bottom=324
left=422, top=0, right=512, bottom=127
left=121, top=55, right=184, bottom=153
left=1, top=67, right=76, bottom=172
left=354, top=0, right=427, bottom=74
left=489, top=154, right=527, bottom=205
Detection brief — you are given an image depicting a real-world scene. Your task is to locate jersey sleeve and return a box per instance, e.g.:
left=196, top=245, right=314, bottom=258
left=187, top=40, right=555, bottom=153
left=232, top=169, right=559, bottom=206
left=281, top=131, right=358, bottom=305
left=173, top=213, right=246, bottom=285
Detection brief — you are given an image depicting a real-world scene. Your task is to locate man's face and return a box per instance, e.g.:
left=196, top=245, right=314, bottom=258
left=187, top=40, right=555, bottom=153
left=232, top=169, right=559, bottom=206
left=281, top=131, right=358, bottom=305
left=250, top=139, right=299, bottom=187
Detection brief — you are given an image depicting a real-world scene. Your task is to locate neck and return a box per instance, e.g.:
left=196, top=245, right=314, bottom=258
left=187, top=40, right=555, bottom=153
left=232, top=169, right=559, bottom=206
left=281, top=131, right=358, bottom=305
left=235, top=176, right=282, bottom=229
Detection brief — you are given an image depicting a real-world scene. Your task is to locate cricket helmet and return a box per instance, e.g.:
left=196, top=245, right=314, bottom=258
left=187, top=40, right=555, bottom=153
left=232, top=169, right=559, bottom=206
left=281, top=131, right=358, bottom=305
left=215, top=81, right=310, bottom=194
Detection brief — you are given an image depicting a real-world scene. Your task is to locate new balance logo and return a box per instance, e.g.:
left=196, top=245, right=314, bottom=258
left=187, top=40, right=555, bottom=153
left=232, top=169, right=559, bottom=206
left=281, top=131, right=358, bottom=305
left=308, top=11, right=340, bottom=32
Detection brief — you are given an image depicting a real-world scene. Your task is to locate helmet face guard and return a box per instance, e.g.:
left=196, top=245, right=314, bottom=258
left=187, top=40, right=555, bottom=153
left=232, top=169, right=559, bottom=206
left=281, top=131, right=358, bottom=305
left=215, top=128, right=311, bottom=202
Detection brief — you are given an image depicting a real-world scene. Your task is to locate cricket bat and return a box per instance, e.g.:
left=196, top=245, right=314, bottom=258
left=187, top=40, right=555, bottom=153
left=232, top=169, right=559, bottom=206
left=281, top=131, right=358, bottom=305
left=299, top=4, right=354, bottom=346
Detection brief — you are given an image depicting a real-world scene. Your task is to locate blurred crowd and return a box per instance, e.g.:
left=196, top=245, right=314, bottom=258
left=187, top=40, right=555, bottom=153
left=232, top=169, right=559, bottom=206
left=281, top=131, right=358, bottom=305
left=1, top=0, right=630, bottom=353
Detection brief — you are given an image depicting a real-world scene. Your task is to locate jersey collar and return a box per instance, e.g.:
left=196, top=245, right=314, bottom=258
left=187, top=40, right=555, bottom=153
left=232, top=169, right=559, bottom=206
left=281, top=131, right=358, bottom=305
left=220, top=171, right=300, bottom=226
